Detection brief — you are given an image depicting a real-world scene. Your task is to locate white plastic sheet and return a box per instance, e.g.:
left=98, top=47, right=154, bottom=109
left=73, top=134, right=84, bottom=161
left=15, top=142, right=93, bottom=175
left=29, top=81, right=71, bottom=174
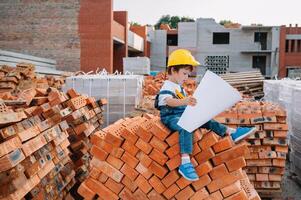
left=177, top=70, right=242, bottom=132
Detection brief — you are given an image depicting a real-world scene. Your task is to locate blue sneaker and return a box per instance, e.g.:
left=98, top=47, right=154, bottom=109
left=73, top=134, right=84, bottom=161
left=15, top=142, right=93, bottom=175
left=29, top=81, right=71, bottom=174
left=178, top=163, right=199, bottom=181
left=231, top=127, right=257, bottom=143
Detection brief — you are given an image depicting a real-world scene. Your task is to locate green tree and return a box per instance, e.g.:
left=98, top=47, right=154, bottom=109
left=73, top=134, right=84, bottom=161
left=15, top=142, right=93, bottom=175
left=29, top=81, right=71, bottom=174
left=155, top=15, right=195, bottom=29
left=130, top=21, right=141, bottom=26
left=219, top=20, right=233, bottom=26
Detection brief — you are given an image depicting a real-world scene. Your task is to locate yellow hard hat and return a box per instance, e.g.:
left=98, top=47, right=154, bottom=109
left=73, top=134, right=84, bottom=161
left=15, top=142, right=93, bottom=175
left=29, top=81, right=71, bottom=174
left=167, top=49, right=200, bottom=68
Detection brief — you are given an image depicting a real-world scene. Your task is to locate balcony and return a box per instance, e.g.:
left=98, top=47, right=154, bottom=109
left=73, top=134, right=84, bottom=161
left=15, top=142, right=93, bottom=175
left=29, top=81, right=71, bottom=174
left=128, top=30, right=144, bottom=52
left=113, top=20, right=125, bottom=44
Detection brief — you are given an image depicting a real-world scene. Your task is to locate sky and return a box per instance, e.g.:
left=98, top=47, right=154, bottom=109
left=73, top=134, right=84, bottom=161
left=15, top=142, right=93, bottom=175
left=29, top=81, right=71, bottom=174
left=114, top=0, right=301, bottom=26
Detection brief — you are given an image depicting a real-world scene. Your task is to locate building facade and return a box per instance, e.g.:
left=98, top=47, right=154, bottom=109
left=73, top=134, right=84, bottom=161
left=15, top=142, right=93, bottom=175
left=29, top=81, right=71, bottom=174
left=279, top=24, right=301, bottom=78
left=0, top=0, right=149, bottom=73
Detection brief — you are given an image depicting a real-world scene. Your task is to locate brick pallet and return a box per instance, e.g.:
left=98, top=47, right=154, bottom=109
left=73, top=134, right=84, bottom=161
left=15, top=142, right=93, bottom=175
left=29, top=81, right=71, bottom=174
left=0, top=82, right=105, bottom=199
left=78, top=114, right=260, bottom=200
left=215, top=101, right=288, bottom=196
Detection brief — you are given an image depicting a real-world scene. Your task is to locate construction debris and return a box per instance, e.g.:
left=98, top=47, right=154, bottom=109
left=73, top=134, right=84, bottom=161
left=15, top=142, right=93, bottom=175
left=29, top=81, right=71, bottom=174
left=215, top=101, right=288, bottom=196
left=77, top=114, right=260, bottom=200
left=220, top=71, right=264, bottom=99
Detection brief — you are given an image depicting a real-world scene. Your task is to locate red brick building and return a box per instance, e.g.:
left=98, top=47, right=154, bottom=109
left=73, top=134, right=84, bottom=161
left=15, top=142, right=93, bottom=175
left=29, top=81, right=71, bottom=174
left=0, top=0, right=150, bottom=73
left=279, top=24, right=301, bottom=78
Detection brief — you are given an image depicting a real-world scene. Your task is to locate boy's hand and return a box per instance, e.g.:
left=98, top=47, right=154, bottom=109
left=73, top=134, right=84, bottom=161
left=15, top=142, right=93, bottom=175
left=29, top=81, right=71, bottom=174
left=183, top=96, right=197, bottom=106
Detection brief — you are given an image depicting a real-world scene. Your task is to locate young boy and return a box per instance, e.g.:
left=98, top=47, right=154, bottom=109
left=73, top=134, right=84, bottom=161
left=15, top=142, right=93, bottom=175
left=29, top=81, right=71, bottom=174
left=158, top=49, right=256, bottom=181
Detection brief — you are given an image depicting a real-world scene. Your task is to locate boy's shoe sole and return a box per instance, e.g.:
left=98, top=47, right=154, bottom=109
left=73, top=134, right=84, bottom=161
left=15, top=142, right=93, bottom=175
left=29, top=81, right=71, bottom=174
left=233, top=127, right=257, bottom=143
left=178, top=169, right=199, bottom=181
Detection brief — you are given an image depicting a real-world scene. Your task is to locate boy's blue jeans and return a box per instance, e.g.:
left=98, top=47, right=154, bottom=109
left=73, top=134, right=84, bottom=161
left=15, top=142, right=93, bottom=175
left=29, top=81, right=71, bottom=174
left=160, top=108, right=227, bottom=154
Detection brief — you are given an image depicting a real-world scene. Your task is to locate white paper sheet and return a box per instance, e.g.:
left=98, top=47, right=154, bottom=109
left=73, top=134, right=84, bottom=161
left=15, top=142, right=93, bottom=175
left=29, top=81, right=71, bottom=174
left=177, top=70, right=242, bottom=132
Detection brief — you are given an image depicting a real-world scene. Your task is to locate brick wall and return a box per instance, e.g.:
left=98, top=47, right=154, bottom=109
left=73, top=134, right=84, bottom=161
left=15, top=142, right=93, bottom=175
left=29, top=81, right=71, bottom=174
left=0, top=0, right=81, bottom=72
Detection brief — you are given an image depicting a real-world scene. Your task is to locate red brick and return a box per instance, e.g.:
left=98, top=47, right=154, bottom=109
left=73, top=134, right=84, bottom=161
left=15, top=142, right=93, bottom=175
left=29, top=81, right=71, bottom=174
left=150, top=136, right=168, bottom=152
left=175, top=186, right=194, bottom=200
left=190, top=188, right=209, bottom=200
left=273, top=158, right=286, bottom=167
left=135, top=174, right=152, bottom=194
left=220, top=180, right=241, bottom=198
left=166, top=154, right=181, bottom=171
left=137, top=124, right=153, bottom=143
left=150, top=122, right=170, bottom=141
left=255, top=174, right=269, bottom=181
left=90, top=145, right=108, bottom=161
left=105, top=131, right=124, bottom=147
left=133, top=189, right=148, bottom=200
left=89, top=167, right=100, bottom=179
left=106, top=155, right=124, bottom=170
left=98, top=173, right=109, bottom=183
left=85, top=178, right=118, bottom=200
left=192, top=175, right=211, bottom=191
left=192, top=142, right=202, bottom=156
left=176, top=177, right=191, bottom=189
left=121, top=152, right=139, bottom=168
left=207, top=172, right=240, bottom=193
left=269, top=174, right=282, bottom=181
left=136, top=151, right=152, bottom=167
left=209, top=164, right=228, bottom=180
left=149, top=161, right=168, bottom=179
left=166, top=144, right=180, bottom=158
left=121, top=128, right=139, bottom=144
left=162, top=170, right=180, bottom=188
left=212, top=144, right=249, bottom=166
left=135, top=163, right=153, bottom=179
left=206, top=190, right=223, bottom=200
left=119, top=187, right=135, bottom=200
left=135, top=138, right=153, bottom=154
left=195, top=148, right=215, bottom=164
left=122, top=140, right=139, bottom=156
left=149, top=175, right=166, bottom=194
left=104, top=178, right=124, bottom=195
left=149, top=148, right=169, bottom=166
left=91, top=158, right=123, bottom=182
left=148, top=189, right=167, bottom=200
left=110, top=147, right=124, bottom=159
left=163, top=184, right=180, bottom=199
left=198, top=131, right=219, bottom=150
left=0, top=136, right=22, bottom=158
left=166, top=132, right=179, bottom=146
left=77, top=182, right=95, bottom=200
left=224, top=190, right=248, bottom=200
left=212, top=136, right=234, bottom=153
left=120, top=164, right=139, bottom=181
left=225, top=157, right=246, bottom=172
left=196, top=161, right=213, bottom=177
left=193, top=129, right=204, bottom=143
left=121, top=176, right=138, bottom=192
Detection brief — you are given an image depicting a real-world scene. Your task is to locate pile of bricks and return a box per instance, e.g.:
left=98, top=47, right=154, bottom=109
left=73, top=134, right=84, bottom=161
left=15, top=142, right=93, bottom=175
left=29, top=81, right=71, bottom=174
left=0, top=88, right=105, bottom=200
left=0, top=63, right=66, bottom=100
left=143, top=72, right=196, bottom=96
left=215, top=101, right=288, bottom=194
left=78, top=114, right=260, bottom=200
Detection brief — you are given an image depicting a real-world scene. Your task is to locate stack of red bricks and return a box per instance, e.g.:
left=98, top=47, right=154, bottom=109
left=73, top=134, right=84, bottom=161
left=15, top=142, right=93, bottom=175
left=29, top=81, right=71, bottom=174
left=0, top=63, right=66, bottom=100
left=78, top=114, right=260, bottom=200
left=215, top=101, right=288, bottom=193
left=0, top=88, right=105, bottom=200
left=143, top=72, right=196, bottom=96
